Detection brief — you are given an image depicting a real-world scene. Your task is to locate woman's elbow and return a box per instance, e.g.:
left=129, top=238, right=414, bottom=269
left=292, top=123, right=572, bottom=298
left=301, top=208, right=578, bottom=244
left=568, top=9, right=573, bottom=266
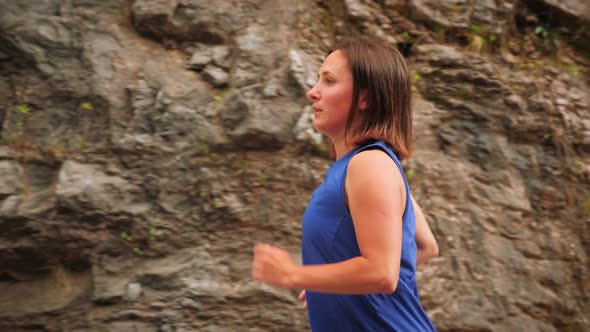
left=377, top=273, right=399, bottom=293
left=420, top=237, right=439, bottom=259
left=429, top=239, right=439, bottom=258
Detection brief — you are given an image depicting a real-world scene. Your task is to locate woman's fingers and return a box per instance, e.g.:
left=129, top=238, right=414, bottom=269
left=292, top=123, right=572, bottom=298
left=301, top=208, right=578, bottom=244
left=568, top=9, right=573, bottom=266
left=298, top=289, right=307, bottom=308
left=254, top=242, right=270, bottom=255
left=252, top=242, right=296, bottom=288
left=298, top=289, right=305, bottom=301
left=252, top=243, right=270, bottom=281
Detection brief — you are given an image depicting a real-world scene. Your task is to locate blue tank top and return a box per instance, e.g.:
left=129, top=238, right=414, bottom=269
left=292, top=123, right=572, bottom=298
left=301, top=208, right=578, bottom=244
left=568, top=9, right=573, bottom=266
left=301, top=140, right=436, bottom=332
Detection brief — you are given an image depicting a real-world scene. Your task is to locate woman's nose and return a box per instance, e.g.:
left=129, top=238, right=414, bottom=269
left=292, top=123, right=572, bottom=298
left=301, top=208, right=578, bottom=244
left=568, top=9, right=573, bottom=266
left=307, top=85, right=319, bottom=101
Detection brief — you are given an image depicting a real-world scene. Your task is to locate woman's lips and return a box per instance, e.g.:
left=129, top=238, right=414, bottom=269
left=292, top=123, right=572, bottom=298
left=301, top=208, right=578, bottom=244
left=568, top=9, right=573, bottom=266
left=312, top=107, right=322, bottom=113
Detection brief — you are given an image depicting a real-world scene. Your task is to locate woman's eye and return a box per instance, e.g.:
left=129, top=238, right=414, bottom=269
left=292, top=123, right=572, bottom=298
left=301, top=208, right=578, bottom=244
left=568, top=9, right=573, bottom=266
left=325, top=79, right=335, bottom=84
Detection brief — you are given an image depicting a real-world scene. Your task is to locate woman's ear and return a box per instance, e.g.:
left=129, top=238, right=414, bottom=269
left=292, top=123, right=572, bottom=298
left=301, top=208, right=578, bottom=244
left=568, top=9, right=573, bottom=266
left=358, top=90, right=368, bottom=111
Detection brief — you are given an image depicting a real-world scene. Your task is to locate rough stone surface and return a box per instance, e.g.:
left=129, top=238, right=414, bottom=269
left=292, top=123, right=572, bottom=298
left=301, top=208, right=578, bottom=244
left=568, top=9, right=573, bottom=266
left=56, top=161, right=150, bottom=216
left=201, top=64, right=229, bottom=88
left=0, top=0, right=589, bottom=331
left=409, top=0, right=516, bottom=34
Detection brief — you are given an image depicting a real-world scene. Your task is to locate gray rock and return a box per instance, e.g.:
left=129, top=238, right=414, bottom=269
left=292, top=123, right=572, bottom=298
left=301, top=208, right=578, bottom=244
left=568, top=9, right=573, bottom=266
left=294, top=105, right=323, bottom=146
left=55, top=161, right=150, bottom=216
left=210, top=45, right=232, bottom=70
left=36, top=18, right=72, bottom=47
left=132, top=0, right=177, bottom=18
left=189, top=51, right=211, bottom=71
left=126, top=282, right=142, bottom=301
left=541, top=0, right=590, bottom=21
left=224, top=101, right=301, bottom=150
left=0, top=147, right=15, bottom=159
left=0, top=160, right=23, bottom=195
left=201, top=64, right=229, bottom=87
left=115, top=59, right=226, bottom=152
left=107, top=322, right=158, bottom=332
left=0, top=195, right=21, bottom=217
left=131, top=0, right=178, bottom=40
left=0, top=267, right=92, bottom=317
left=409, top=0, right=514, bottom=35
left=289, top=48, right=317, bottom=92
left=131, top=0, right=228, bottom=43
left=222, top=98, right=249, bottom=131
left=262, top=81, right=281, bottom=98
left=415, top=44, right=465, bottom=66
left=159, top=324, right=174, bottom=332
left=344, top=0, right=373, bottom=21
left=504, top=94, right=527, bottom=112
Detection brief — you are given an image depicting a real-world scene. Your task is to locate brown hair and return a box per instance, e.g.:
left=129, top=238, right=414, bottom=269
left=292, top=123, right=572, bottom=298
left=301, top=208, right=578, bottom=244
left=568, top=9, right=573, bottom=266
left=328, top=37, right=413, bottom=160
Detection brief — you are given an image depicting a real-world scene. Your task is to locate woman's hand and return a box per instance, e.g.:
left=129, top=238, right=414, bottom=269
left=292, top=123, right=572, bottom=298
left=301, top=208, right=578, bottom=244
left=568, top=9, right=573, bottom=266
left=298, top=289, right=307, bottom=308
left=252, top=243, right=298, bottom=289
left=412, top=194, right=439, bottom=266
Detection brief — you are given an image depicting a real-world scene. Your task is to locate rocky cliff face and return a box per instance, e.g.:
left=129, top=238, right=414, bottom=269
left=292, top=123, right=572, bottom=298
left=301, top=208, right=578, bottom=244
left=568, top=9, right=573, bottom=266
left=0, top=0, right=588, bottom=331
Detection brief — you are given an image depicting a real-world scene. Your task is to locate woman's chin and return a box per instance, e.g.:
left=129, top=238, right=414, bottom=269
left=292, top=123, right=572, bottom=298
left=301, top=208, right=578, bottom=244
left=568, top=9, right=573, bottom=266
left=312, top=120, right=324, bottom=134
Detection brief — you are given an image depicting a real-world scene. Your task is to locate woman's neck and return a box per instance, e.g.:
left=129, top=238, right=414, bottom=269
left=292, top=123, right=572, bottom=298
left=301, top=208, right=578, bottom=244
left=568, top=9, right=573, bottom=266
left=332, top=138, right=357, bottom=160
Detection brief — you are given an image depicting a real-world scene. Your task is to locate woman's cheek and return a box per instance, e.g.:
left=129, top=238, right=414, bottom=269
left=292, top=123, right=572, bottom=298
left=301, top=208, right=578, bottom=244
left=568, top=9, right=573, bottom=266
left=334, top=91, right=353, bottom=121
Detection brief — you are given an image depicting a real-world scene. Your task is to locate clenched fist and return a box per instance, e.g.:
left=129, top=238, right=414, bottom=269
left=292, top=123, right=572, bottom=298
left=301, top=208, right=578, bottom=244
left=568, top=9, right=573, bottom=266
left=252, top=243, right=298, bottom=289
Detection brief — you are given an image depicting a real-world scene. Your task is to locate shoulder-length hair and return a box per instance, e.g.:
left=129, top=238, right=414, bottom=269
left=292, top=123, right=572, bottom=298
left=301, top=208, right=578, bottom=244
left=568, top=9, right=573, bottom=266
left=328, top=37, right=413, bottom=160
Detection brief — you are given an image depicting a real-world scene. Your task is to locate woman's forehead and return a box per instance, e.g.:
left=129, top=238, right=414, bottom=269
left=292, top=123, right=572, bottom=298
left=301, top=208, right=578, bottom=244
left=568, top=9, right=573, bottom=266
left=319, top=50, right=350, bottom=75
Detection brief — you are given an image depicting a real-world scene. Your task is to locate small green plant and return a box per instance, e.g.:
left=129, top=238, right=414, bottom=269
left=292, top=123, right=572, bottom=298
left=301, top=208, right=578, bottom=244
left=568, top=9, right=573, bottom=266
left=120, top=232, right=133, bottom=242
left=17, top=104, right=30, bottom=114
left=572, top=160, right=584, bottom=177
left=121, top=228, right=156, bottom=255
left=469, top=25, right=484, bottom=53
left=212, top=198, right=222, bottom=208
left=80, top=102, right=94, bottom=110
left=413, top=74, right=421, bottom=82
left=467, top=24, right=497, bottom=53
left=149, top=226, right=157, bottom=241
left=405, top=169, right=415, bottom=181
left=566, top=64, right=579, bottom=75
left=199, top=143, right=210, bottom=155
left=76, top=140, right=91, bottom=150
left=534, top=26, right=560, bottom=49
left=199, top=187, right=223, bottom=209
left=257, top=175, right=269, bottom=183
left=14, top=104, right=31, bottom=136
left=197, top=135, right=210, bottom=155
left=534, top=26, right=549, bottom=39
left=213, top=87, right=228, bottom=102
left=468, top=35, right=486, bottom=53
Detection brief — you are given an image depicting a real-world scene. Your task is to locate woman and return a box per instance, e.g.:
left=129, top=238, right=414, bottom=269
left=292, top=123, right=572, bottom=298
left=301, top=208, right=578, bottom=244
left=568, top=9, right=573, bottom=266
left=252, top=37, right=438, bottom=331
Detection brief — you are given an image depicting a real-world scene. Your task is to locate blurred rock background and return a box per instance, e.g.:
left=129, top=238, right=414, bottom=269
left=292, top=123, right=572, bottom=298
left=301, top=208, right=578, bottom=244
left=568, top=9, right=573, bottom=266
left=0, top=0, right=588, bottom=331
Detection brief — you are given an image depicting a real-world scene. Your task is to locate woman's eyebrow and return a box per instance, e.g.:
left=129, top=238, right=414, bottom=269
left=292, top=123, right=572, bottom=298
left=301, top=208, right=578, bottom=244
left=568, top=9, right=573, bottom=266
left=318, top=70, right=334, bottom=78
